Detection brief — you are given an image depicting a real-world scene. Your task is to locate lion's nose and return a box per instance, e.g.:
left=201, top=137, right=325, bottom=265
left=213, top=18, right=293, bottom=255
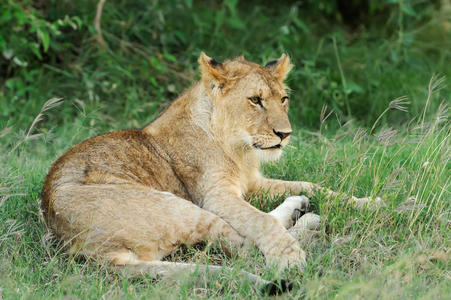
left=273, top=129, right=292, bottom=141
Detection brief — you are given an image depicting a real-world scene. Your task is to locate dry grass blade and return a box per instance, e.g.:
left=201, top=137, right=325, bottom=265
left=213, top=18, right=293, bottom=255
left=382, top=168, right=404, bottom=191
left=320, top=104, right=334, bottom=124
left=334, top=129, right=352, bottom=141
left=332, top=235, right=354, bottom=246
left=0, top=219, right=25, bottom=247
left=305, top=130, right=333, bottom=146
left=412, top=122, right=432, bottom=132
left=395, top=197, right=426, bottom=213
left=377, top=127, right=398, bottom=145
left=422, top=75, right=446, bottom=127
left=428, top=74, right=446, bottom=94
left=25, top=98, right=63, bottom=141
left=370, top=96, right=409, bottom=134
left=0, top=194, right=26, bottom=207
left=407, top=137, right=424, bottom=144
left=0, top=127, right=12, bottom=139
left=352, top=127, right=367, bottom=144
left=434, top=102, right=448, bottom=125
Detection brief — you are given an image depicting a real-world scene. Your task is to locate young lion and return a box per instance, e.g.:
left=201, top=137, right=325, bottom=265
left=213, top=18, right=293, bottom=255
left=42, top=53, right=376, bottom=283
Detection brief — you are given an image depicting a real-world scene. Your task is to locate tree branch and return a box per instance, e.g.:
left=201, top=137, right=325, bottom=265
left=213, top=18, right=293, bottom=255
left=94, top=0, right=107, bottom=48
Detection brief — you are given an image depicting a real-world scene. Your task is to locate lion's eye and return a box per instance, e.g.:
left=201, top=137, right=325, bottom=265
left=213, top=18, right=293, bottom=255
left=248, top=96, right=263, bottom=106
left=281, top=96, right=289, bottom=104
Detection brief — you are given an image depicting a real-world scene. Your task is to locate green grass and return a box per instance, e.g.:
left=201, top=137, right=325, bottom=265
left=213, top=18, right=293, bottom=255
left=0, top=82, right=449, bottom=298
left=1, top=1, right=450, bottom=298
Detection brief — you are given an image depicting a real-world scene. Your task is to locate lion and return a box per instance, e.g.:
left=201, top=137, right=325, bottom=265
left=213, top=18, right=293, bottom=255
left=41, top=52, right=378, bottom=292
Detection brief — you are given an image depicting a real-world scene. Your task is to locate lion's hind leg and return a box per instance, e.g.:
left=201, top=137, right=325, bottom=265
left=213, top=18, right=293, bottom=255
left=51, top=184, right=244, bottom=263
left=51, top=184, right=293, bottom=294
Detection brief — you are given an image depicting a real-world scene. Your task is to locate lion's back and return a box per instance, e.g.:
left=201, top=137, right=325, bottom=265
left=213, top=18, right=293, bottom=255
left=41, top=129, right=188, bottom=221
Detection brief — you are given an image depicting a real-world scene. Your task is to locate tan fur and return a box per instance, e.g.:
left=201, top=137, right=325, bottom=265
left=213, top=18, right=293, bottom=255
left=42, top=52, right=374, bottom=272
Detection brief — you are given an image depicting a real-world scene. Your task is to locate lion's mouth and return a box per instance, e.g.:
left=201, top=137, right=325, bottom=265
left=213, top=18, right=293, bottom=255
left=253, top=143, right=281, bottom=150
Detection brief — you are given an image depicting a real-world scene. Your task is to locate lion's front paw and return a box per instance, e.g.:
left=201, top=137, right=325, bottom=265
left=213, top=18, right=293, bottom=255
left=351, top=196, right=386, bottom=209
left=269, top=195, right=310, bottom=229
left=264, top=234, right=306, bottom=271
left=288, top=213, right=321, bottom=243
left=293, top=213, right=321, bottom=231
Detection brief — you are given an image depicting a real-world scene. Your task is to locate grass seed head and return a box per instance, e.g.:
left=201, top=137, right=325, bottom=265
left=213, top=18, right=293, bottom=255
left=388, top=96, right=410, bottom=112
left=377, top=127, right=398, bottom=145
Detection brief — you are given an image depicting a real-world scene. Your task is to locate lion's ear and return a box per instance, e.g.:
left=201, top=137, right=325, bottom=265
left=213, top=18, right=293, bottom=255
left=198, top=52, right=229, bottom=85
left=265, top=54, right=293, bottom=82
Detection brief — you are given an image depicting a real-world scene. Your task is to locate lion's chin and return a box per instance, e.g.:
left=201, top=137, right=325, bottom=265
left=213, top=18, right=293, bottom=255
left=255, top=147, right=283, bottom=162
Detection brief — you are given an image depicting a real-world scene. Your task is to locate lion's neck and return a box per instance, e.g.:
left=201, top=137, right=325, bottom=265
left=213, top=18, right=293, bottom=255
left=143, top=81, right=260, bottom=165
left=190, top=84, right=257, bottom=159
left=190, top=83, right=215, bottom=134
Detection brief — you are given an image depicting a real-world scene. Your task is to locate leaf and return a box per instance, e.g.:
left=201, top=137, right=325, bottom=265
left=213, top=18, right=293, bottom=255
left=289, top=7, right=310, bottom=34
left=149, top=76, right=158, bottom=87
left=280, top=25, right=290, bottom=35
left=228, top=17, right=245, bottom=30
left=37, top=29, right=50, bottom=52
left=13, top=57, right=28, bottom=67
left=30, top=43, right=42, bottom=60
left=345, top=81, right=364, bottom=95
left=72, top=16, right=83, bottom=28
left=402, top=5, right=416, bottom=17
left=163, top=53, right=177, bottom=63
left=2, top=48, right=14, bottom=60
left=225, top=0, right=239, bottom=12
left=292, top=17, right=310, bottom=34
left=149, top=56, right=160, bottom=68
left=0, top=35, right=6, bottom=51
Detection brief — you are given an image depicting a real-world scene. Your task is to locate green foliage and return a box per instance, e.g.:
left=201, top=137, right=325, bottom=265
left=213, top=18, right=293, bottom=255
left=1, top=0, right=449, bottom=132
left=0, top=0, right=83, bottom=127
left=0, top=0, right=82, bottom=70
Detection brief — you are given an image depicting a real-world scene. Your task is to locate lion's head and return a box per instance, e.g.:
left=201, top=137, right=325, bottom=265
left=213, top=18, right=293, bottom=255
left=198, top=52, right=293, bottom=161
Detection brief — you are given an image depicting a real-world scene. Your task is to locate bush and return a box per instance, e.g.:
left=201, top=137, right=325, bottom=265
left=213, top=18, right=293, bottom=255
left=0, top=0, right=82, bottom=75
left=0, top=0, right=449, bottom=131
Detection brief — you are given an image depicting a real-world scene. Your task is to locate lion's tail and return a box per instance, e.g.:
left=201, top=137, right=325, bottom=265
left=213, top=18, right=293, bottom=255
left=117, top=261, right=292, bottom=295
